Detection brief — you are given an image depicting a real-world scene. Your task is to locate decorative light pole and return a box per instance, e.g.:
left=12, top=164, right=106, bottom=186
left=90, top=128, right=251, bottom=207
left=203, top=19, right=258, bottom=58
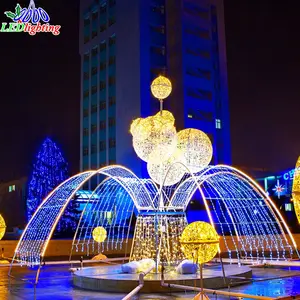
left=180, top=221, right=220, bottom=300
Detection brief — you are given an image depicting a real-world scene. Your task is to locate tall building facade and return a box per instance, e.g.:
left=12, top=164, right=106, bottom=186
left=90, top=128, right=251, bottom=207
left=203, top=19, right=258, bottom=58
left=80, top=0, right=231, bottom=177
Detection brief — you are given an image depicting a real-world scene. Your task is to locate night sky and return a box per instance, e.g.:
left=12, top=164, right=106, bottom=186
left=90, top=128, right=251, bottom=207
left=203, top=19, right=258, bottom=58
left=0, top=0, right=299, bottom=182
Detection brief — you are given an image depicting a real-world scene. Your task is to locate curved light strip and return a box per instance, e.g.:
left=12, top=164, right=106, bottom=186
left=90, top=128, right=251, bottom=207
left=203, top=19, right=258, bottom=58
left=11, top=165, right=155, bottom=267
left=220, top=165, right=299, bottom=258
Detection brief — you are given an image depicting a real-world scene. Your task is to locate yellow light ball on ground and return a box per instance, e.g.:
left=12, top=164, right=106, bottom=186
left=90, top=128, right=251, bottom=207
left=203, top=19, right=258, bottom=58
left=92, top=227, right=107, bottom=243
left=180, top=221, right=219, bottom=264
left=0, top=215, right=6, bottom=241
left=151, top=75, right=172, bottom=100
left=177, top=129, right=213, bottom=173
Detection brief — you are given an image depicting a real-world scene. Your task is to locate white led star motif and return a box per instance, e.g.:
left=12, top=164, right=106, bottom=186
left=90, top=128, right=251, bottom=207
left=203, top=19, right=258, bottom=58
left=273, top=180, right=285, bottom=199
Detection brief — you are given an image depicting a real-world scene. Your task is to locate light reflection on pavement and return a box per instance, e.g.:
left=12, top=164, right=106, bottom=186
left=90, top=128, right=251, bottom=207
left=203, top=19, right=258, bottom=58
left=2, top=265, right=300, bottom=299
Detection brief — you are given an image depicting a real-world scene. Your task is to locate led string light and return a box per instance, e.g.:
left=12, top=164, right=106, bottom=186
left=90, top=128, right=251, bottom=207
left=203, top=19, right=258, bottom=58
left=15, top=172, right=94, bottom=266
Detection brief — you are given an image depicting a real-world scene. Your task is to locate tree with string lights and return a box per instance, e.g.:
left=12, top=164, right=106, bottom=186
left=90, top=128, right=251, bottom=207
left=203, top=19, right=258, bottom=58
left=27, top=138, right=80, bottom=235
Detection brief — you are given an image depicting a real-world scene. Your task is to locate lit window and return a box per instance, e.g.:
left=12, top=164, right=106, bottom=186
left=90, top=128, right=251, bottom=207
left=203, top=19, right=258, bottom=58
left=215, top=119, right=221, bottom=129
left=9, top=185, right=16, bottom=192
left=188, top=114, right=193, bottom=118
left=285, top=203, right=292, bottom=211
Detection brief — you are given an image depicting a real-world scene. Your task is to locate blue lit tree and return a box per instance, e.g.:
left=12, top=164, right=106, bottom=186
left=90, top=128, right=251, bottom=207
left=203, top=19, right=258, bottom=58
left=27, top=138, right=80, bottom=234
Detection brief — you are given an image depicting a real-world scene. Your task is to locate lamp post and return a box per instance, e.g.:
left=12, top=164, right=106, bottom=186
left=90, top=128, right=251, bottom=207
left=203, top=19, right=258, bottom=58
left=150, top=75, right=172, bottom=271
left=180, top=222, right=220, bottom=300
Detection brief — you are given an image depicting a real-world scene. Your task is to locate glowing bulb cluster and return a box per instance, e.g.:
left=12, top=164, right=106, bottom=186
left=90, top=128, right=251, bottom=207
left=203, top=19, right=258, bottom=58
left=150, top=75, right=172, bottom=100
left=292, top=156, right=300, bottom=224
left=92, top=226, right=107, bottom=243
left=130, top=110, right=213, bottom=186
left=0, top=215, right=6, bottom=241
left=180, top=221, right=219, bottom=264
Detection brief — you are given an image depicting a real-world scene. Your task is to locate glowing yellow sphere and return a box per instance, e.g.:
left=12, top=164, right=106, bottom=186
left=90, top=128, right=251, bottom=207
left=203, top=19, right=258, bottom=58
left=180, top=221, right=219, bottom=264
left=154, top=110, right=175, bottom=126
left=151, top=75, right=172, bottom=100
left=132, top=116, right=177, bottom=163
left=92, top=226, right=107, bottom=243
left=292, top=156, right=300, bottom=224
left=177, top=129, right=213, bottom=173
left=147, top=149, right=186, bottom=186
left=0, top=215, right=6, bottom=241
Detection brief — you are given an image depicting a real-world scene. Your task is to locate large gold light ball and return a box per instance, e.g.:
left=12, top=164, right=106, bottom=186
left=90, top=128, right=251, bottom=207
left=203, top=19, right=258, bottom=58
left=92, top=226, right=107, bottom=243
left=154, top=110, right=175, bottom=126
left=180, top=221, right=219, bottom=264
left=147, top=149, right=186, bottom=186
left=151, top=75, right=172, bottom=100
left=177, top=129, right=213, bottom=173
left=132, top=116, right=177, bottom=163
left=0, top=215, right=6, bottom=241
left=292, top=156, right=300, bottom=224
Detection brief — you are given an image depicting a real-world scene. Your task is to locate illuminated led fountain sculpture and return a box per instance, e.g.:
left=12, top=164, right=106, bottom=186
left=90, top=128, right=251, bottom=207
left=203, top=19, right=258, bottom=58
left=10, top=76, right=299, bottom=283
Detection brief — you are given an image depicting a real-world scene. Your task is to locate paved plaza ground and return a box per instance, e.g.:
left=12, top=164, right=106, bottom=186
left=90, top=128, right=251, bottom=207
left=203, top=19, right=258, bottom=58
left=2, top=264, right=300, bottom=299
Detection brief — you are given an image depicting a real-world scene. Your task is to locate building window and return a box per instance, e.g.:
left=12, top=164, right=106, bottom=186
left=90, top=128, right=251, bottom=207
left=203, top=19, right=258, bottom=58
left=109, top=138, right=116, bottom=148
left=8, top=185, right=16, bottom=192
left=100, top=121, right=106, bottom=130
left=109, top=96, right=116, bottom=106
left=91, top=104, right=97, bottom=114
left=84, top=17, right=90, bottom=27
left=108, top=16, right=116, bottom=26
left=187, top=88, right=212, bottom=101
left=100, top=4, right=107, bottom=14
left=83, top=128, right=89, bottom=136
left=285, top=203, right=292, bottom=211
left=92, top=47, right=98, bottom=57
left=91, top=67, right=97, bottom=76
left=100, top=62, right=106, bottom=71
left=109, top=56, right=116, bottom=65
left=83, top=72, right=89, bottom=80
left=84, top=53, right=89, bottom=62
left=92, top=11, right=98, bottom=21
left=83, top=90, right=89, bottom=98
left=92, top=31, right=97, bottom=39
left=100, top=141, right=106, bottom=151
left=109, top=76, right=116, bottom=86
left=215, top=119, right=221, bottom=129
left=151, top=5, right=165, bottom=14
left=91, top=85, right=97, bottom=94
left=100, top=41, right=106, bottom=52
left=84, top=36, right=89, bottom=44
left=151, top=25, right=165, bottom=34
left=184, top=4, right=209, bottom=20
left=151, top=46, right=166, bottom=56
left=99, top=81, right=106, bottom=91
left=109, top=35, right=116, bottom=46
left=91, top=144, right=97, bottom=154
left=91, top=124, right=97, bottom=134
left=185, top=27, right=210, bottom=39
left=83, top=147, right=89, bottom=156
left=109, top=117, right=116, bottom=127
left=187, top=109, right=213, bottom=122
left=109, top=0, right=116, bottom=7
left=186, top=48, right=210, bottom=59
left=83, top=109, right=89, bottom=118
left=100, top=101, right=106, bottom=110
left=100, top=24, right=106, bottom=32
left=186, top=68, right=211, bottom=80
